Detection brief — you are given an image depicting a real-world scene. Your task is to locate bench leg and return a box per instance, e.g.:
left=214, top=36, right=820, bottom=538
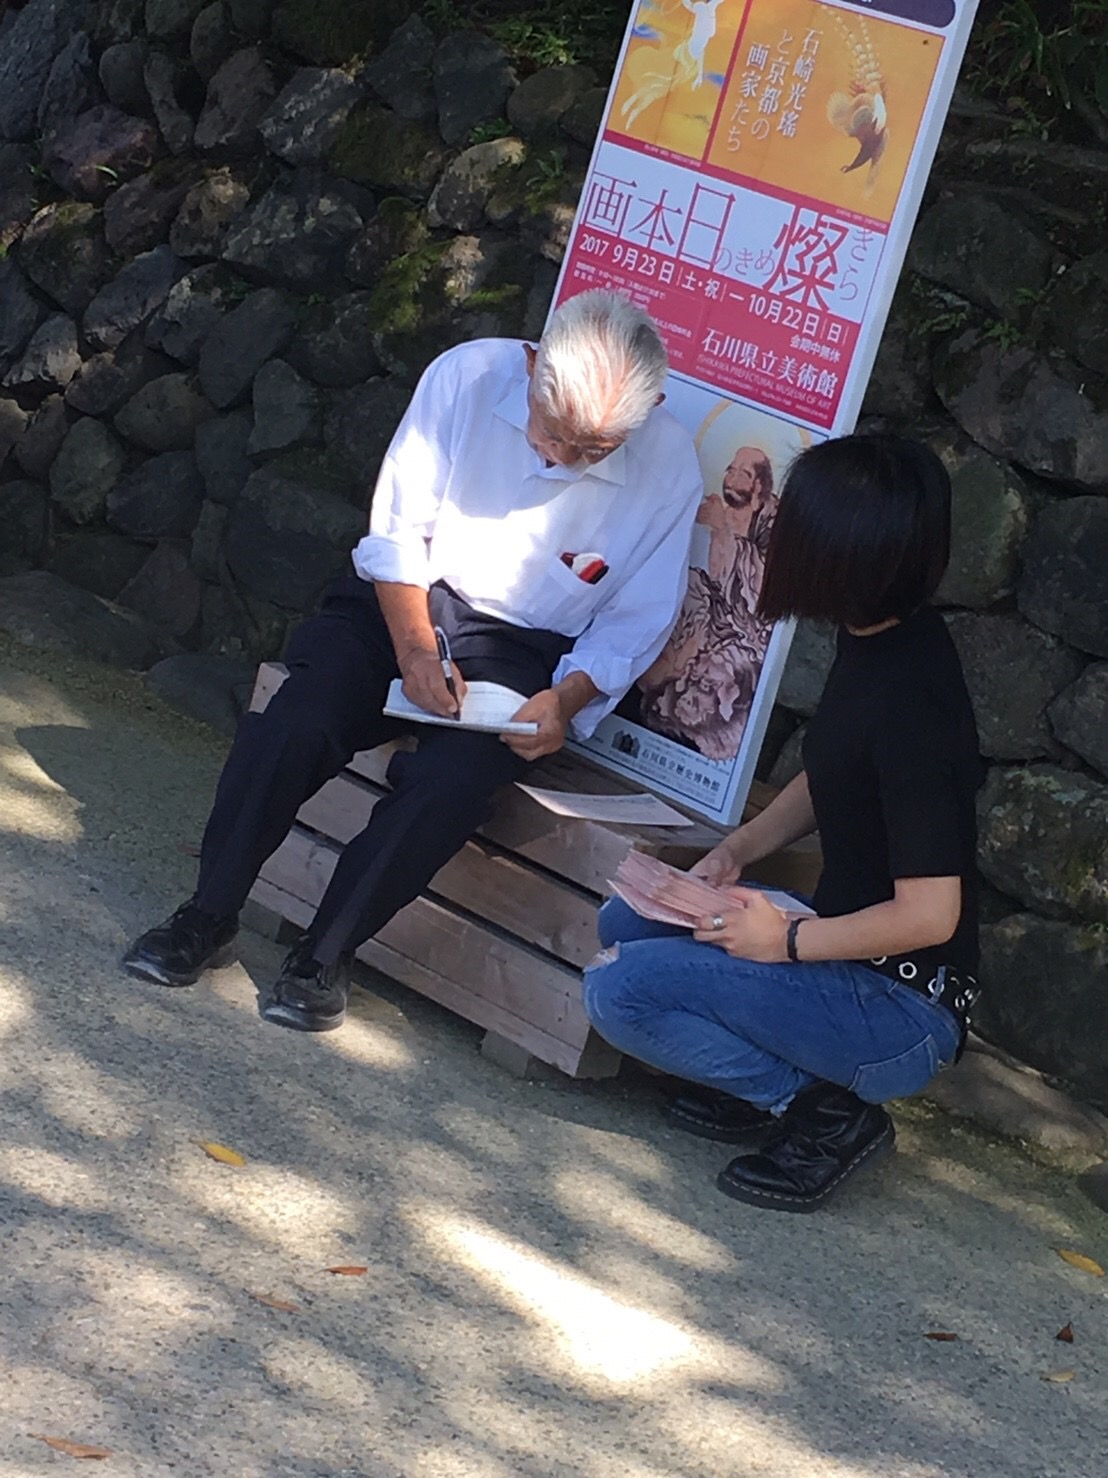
left=481, top=1030, right=558, bottom=1079
left=240, top=896, right=302, bottom=946
left=480, top=1028, right=623, bottom=1081
left=573, top=1030, right=623, bottom=1081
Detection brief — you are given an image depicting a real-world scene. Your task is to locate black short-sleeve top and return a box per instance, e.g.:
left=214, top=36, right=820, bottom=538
left=801, top=607, right=984, bottom=1021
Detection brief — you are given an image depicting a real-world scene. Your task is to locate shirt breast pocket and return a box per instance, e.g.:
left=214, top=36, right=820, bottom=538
left=541, top=555, right=605, bottom=634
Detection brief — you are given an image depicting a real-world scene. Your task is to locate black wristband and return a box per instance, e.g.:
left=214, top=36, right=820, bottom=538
left=786, top=918, right=803, bottom=963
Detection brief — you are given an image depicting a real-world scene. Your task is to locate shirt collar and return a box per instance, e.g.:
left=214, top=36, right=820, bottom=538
left=494, top=375, right=529, bottom=433
left=493, top=374, right=628, bottom=487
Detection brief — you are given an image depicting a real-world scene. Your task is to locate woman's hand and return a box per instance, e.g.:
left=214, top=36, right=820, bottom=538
left=693, top=886, right=791, bottom=963
left=690, top=830, right=751, bottom=886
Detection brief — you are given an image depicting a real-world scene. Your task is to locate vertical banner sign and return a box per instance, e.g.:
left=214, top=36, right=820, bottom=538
left=552, top=0, right=979, bottom=825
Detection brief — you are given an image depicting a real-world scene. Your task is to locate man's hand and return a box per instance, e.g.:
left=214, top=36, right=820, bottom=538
left=692, top=886, right=791, bottom=963
left=501, top=688, right=568, bottom=761
left=400, top=648, right=467, bottom=719
left=502, top=670, right=599, bottom=762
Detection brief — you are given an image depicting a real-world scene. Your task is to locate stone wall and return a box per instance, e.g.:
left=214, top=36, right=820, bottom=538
left=0, top=1, right=1105, bottom=1102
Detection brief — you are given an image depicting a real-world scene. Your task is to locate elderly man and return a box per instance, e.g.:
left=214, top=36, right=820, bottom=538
left=123, top=290, right=703, bottom=1032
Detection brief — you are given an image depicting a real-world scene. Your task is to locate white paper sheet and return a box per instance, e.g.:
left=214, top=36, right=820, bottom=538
left=515, top=784, right=695, bottom=827
left=384, top=679, right=539, bottom=735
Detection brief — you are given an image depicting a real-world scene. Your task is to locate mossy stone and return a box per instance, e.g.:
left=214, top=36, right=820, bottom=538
left=265, top=446, right=358, bottom=504
left=367, top=232, right=530, bottom=380
left=344, top=196, right=430, bottom=286
left=17, top=201, right=116, bottom=316
left=978, top=913, right=1108, bottom=1105
left=329, top=103, right=446, bottom=200
left=978, top=764, right=1108, bottom=924
left=272, top=0, right=406, bottom=66
left=485, top=153, right=553, bottom=225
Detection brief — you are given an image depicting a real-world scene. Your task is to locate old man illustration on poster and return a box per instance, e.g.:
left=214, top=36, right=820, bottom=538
left=623, top=402, right=810, bottom=762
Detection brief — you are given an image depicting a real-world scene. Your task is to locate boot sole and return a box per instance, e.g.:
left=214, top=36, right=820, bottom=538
left=122, top=940, right=237, bottom=988
left=260, top=1000, right=346, bottom=1033
left=665, top=1104, right=773, bottom=1145
left=715, top=1121, right=896, bottom=1213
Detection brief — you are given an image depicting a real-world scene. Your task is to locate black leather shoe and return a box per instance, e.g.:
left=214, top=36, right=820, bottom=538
left=716, top=1083, right=895, bottom=1213
left=122, top=899, right=238, bottom=986
left=666, top=1088, right=772, bottom=1143
left=261, top=937, right=349, bottom=1032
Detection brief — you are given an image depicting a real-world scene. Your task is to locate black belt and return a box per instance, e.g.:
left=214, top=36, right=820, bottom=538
left=864, top=955, right=979, bottom=1056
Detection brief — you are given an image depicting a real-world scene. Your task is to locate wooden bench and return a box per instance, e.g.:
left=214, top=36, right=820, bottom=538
left=244, top=663, right=822, bottom=1078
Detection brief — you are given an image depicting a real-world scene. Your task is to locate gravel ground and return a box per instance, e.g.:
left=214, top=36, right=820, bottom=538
left=0, top=637, right=1105, bottom=1478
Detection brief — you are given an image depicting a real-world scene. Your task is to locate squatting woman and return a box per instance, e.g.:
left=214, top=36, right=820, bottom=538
left=584, top=434, right=983, bottom=1212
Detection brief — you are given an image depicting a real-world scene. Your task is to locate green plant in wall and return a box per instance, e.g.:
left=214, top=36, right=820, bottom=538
left=423, top=0, right=466, bottom=29
left=367, top=241, right=453, bottom=337
left=965, top=0, right=1108, bottom=139
left=487, top=18, right=577, bottom=68
left=983, top=317, right=1026, bottom=350
left=469, top=118, right=514, bottom=145
left=523, top=148, right=567, bottom=210
left=272, top=0, right=408, bottom=67
left=911, top=279, right=972, bottom=337
left=422, top=0, right=626, bottom=71
left=223, top=274, right=255, bottom=305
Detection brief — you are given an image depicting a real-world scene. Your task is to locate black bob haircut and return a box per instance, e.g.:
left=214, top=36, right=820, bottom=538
left=757, top=433, right=951, bottom=630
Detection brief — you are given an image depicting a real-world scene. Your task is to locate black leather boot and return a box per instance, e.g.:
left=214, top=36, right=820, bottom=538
left=666, top=1087, right=773, bottom=1144
left=122, top=899, right=238, bottom=986
left=261, top=936, right=350, bottom=1032
left=716, top=1082, right=894, bottom=1213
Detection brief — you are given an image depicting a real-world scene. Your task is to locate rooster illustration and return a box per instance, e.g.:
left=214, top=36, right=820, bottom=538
left=825, top=12, right=887, bottom=195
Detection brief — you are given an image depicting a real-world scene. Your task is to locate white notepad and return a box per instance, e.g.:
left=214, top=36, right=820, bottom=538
left=384, top=679, right=539, bottom=735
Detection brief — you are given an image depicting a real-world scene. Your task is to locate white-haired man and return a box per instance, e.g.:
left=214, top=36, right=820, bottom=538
left=123, top=290, right=704, bottom=1031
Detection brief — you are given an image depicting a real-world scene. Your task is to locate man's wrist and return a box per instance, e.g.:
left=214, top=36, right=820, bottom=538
left=552, top=672, right=601, bottom=723
left=397, top=640, right=438, bottom=671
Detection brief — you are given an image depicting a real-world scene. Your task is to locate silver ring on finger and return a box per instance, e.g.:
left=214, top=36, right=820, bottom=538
left=711, top=915, right=724, bottom=930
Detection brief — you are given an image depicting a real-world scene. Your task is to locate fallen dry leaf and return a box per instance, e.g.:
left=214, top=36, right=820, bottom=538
left=1056, top=1248, right=1104, bottom=1277
left=197, top=1140, right=247, bottom=1167
left=177, top=842, right=201, bottom=857
left=1041, top=1368, right=1076, bottom=1383
left=326, top=1265, right=368, bottom=1276
left=30, top=1435, right=112, bottom=1459
left=924, top=1331, right=959, bottom=1342
left=1056, top=1322, right=1075, bottom=1343
left=252, top=1293, right=301, bottom=1313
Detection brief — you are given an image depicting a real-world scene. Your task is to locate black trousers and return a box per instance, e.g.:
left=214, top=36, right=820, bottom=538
left=194, top=577, right=573, bottom=965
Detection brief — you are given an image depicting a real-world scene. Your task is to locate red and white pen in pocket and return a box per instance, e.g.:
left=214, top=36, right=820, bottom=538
left=561, top=551, right=609, bottom=585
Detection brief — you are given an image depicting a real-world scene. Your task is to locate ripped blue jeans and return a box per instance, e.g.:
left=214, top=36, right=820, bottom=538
left=583, top=897, right=962, bottom=1115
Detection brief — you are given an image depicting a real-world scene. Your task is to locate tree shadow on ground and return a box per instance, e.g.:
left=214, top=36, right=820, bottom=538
left=1, top=654, right=1105, bottom=1477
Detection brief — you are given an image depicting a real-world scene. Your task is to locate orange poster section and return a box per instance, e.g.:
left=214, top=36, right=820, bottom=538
left=612, top=0, right=943, bottom=228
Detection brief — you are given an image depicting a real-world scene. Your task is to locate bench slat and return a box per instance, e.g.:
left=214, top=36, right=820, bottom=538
left=250, top=663, right=728, bottom=891
left=297, top=774, right=602, bottom=968
left=258, top=827, right=594, bottom=1046
left=244, top=661, right=822, bottom=1078
left=251, top=876, right=617, bottom=1078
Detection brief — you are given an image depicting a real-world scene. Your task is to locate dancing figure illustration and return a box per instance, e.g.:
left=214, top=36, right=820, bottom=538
left=685, top=0, right=725, bottom=89
left=620, top=0, right=726, bottom=129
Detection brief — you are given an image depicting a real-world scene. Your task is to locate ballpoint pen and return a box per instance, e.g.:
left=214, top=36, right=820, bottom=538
left=433, top=625, right=460, bottom=718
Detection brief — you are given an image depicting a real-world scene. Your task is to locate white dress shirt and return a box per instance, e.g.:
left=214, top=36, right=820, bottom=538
left=352, top=338, right=704, bottom=737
